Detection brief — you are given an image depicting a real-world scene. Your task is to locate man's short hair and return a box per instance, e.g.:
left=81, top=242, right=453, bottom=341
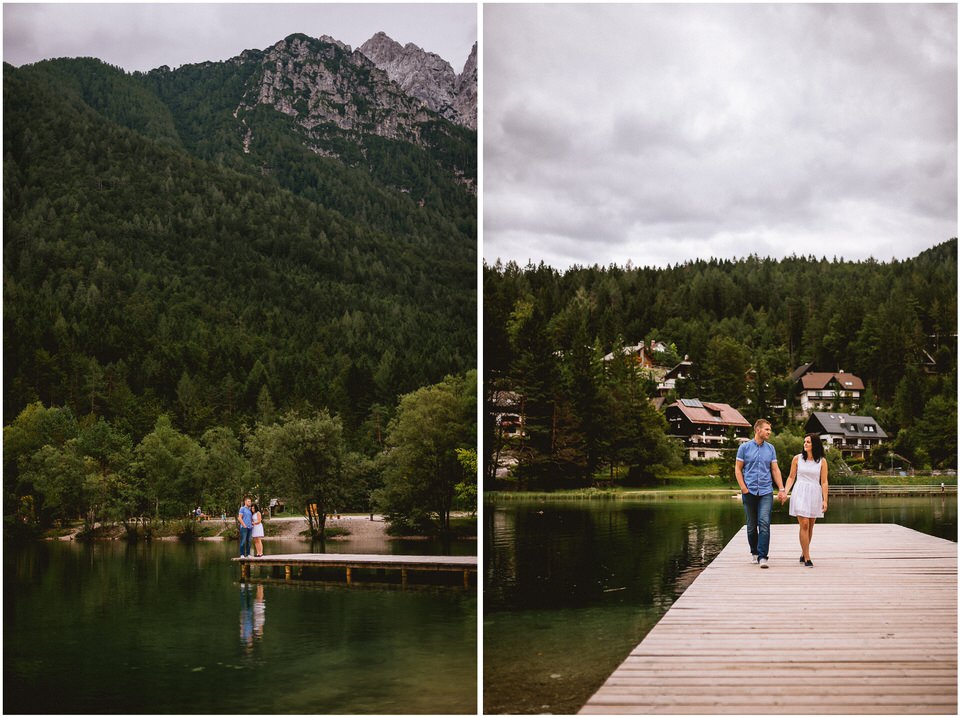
left=753, top=419, right=771, bottom=432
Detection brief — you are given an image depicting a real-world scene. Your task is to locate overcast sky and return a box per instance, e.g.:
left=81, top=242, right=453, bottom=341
left=484, top=4, right=957, bottom=270
left=4, top=3, right=477, bottom=73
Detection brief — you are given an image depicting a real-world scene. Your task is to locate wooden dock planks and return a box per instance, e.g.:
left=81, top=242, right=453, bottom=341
left=580, top=523, right=957, bottom=714
left=232, top=552, right=477, bottom=588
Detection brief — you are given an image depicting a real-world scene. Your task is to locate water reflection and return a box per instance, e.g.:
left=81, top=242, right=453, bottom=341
left=239, top=583, right=265, bottom=653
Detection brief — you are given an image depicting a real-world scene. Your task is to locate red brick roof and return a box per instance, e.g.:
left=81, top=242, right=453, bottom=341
left=801, top=372, right=865, bottom=391
left=670, top=400, right=750, bottom=427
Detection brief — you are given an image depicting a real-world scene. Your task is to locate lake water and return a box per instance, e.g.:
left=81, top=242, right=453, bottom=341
left=5, top=537, right=476, bottom=714
left=483, top=495, right=957, bottom=714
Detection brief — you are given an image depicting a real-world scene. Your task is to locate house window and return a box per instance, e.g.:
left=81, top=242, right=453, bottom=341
left=697, top=451, right=706, bottom=458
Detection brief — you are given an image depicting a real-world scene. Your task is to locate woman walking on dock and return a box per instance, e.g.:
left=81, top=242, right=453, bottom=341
left=784, top=433, right=829, bottom=567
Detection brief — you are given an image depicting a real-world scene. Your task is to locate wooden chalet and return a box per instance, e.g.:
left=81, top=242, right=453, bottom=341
left=665, top=399, right=751, bottom=460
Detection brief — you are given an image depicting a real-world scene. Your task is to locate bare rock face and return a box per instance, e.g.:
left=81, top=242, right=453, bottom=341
left=453, top=43, right=477, bottom=130
left=359, top=32, right=476, bottom=129
left=237, top=34, right=431, bottom=144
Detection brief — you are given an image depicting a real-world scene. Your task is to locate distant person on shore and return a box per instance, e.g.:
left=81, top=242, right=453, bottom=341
left=237, top=497, right=253, bottom=558
left=735, top=419, right=786, bottom=568
left=784, top=433, right=829, bottom=567
left=251, top=502, right=265, bottom=557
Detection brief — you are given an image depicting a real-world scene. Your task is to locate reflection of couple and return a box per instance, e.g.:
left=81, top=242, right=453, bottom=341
left=237, top=497, right=265, bottom=558
left=736, top=419, right=830, bottom=568
left=240, top=583, right=266, bottom=651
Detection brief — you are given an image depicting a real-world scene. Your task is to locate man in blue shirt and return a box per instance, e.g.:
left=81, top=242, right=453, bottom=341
left=735, top=419, right=786, bottom=568
left=237, top=497, right=253, bottom=558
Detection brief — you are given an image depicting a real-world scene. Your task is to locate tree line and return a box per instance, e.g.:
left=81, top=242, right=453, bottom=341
left=5, top=371, right=476, bottom=539
left=484, top=240, right=957, bottom=488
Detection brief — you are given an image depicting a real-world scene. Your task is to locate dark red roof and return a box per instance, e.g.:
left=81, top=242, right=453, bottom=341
left=669, top=400, right=750, bottom=427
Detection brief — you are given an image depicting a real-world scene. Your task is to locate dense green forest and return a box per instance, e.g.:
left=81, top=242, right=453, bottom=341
left=484, top=241, right=957, bottom=488
left=3, top=42, right=476, bottom=534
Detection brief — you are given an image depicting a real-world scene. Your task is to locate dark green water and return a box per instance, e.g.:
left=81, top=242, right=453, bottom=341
left=483, top=495, right=957, bottom=714
left=5, top=538, right=476, bottom=714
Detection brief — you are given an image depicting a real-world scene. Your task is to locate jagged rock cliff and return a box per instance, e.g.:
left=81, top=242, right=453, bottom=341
left=235, top=34, right=432, bottom=146
left=359, top=32, right=476, bottom=129
left=453, top=43, right=477, bottom=130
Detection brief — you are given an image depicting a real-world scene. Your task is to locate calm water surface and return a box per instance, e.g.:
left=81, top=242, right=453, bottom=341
left=484, top=495, right=957, bottom=714
left=6, top=537, right=476, bottom=714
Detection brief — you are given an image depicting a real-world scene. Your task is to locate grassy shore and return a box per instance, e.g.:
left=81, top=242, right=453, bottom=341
left=487, top=472, right=957, bottom=501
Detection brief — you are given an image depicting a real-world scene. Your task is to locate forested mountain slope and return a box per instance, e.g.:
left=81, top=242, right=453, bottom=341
left=4, top=33, right=476, bottom=442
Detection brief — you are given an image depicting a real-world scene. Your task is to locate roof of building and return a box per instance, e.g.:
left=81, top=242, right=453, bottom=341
left=806, top=412, right=888, bottom=439
left=800, top=371, right=865, bottom=391
left=602, top=340, right=667, bottom=362
left=663, top=360, right=693, bottom=380
left=789, top=362, right=816, bottom=382
left=668, top=399, right=751, bottom=427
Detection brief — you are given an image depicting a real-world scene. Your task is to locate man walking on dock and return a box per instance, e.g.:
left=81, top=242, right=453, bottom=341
left=238, top=497, right=253, bottom=558
left=735, top=419, right=786, bottom=568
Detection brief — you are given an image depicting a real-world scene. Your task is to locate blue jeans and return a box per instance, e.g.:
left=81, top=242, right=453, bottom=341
left=239, top=526, right=252, bottom=557
left=741, top=492, right=773, bottom=560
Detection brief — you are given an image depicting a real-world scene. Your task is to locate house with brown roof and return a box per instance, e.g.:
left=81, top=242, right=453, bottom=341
left=665, top=399, right=752, bottom=460
left=797, top=370, right=864, bottom=415
left=602, top=340, right=669, bottom=369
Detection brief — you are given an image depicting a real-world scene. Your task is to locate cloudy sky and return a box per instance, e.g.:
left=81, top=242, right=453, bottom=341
left=3, top=3, right=477, bottom=73
left=484, top=4, right=957, bottom=270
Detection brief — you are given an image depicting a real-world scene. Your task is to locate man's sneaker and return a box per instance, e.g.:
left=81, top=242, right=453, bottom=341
left=759, top=557, right=769, bottom=568
left=751, top=554, right=759, bottom=564
left=804, top=560, right=814, bottom=568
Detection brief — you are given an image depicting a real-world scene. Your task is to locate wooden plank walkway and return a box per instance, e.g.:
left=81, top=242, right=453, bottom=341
left=581, top=524, right=957, bottom=714
left=232, top=553, right=477, bottom=588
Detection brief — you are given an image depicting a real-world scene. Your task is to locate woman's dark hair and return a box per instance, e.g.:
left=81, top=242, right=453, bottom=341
left=252, top=503, right=261, bottom=514
left=802, top=433, right=824, bottom=462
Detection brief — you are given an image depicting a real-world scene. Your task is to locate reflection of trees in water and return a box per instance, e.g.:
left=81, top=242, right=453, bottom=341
left=486, top=502, right=747, bottom=612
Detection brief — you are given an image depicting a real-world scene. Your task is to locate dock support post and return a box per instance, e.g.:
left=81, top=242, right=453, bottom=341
left=346, top=567, right=352, bottom=586
left=401, top=568, right=408, bottom=589
left=284, top=565, right=291, bottom=581
left=241, top=563, right=249, bottom=581
left=463, top=569, right=469, bottom=590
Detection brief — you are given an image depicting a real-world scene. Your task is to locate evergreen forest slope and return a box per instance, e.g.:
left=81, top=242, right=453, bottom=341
left=4, top=39, right=476, bottom=443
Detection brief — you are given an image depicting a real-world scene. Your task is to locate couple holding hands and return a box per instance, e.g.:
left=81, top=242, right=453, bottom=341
left=736, top=419, right=829, bottom=568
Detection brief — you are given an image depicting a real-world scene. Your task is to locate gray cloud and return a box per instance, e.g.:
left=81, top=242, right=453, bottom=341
left=3, top=3, right=476, bottom=72
left=484, top=4, right=957, bottom=269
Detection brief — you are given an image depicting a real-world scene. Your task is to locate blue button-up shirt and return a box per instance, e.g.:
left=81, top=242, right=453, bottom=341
left=238, top=505, right=253, bottom=529
left=736, top=439, right=778, bottom=495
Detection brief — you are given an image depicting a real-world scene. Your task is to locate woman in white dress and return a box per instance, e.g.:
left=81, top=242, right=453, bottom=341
left=784, top=433, right=829, bottom=567
left=251, top=503, right=265, bottom=557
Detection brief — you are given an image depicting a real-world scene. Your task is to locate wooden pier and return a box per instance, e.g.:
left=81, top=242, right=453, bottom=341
left=581, top=523, right=957, bottom=714
left=233, top=553, right=477, bottom=589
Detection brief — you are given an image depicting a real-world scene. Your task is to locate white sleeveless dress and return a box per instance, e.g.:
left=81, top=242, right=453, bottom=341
left=789, top=455, right=825, bottom=518
left=251, top=512, right=265, bottom=538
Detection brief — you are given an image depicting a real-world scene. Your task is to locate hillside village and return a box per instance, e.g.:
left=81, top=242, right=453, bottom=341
left=484, top=242, right=957, bottom=489
left=492, top=341, right=900, bottom=480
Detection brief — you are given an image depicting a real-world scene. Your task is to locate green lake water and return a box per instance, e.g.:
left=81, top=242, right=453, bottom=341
left=483, top=495, right=957, bottom=714
left=5, top=538, right=477, bottom=714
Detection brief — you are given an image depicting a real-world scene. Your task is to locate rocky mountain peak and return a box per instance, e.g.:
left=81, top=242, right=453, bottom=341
left=235, top=33, right=430, bottom=146
left=358, top=32, right=476, bottom=129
